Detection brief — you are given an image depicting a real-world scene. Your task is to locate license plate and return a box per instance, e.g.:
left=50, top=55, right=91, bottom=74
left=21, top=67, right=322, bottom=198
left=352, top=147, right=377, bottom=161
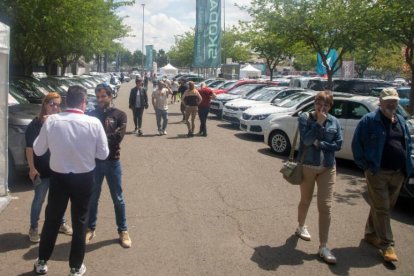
left=224, top=111, right=236, bottom=117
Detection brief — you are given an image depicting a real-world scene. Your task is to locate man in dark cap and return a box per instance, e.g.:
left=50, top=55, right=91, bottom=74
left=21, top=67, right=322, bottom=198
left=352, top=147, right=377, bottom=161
left=178, top=78, right=188, bottom=121
left=129, top=77, right=148, bottom=136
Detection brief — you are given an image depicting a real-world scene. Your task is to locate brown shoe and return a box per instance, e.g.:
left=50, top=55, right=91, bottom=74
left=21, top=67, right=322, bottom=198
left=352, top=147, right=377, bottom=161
left=382, top=246, right=398, bottom=262
left=119, top=231, right=132, bottom=248
left=364, top=234, right=381, bottom=249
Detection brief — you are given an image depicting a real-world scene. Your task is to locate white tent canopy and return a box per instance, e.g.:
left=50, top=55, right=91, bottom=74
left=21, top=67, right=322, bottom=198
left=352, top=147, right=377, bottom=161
left=160, top=63, right=178, bottom=75
left=240, top=64, right=261, bottom=79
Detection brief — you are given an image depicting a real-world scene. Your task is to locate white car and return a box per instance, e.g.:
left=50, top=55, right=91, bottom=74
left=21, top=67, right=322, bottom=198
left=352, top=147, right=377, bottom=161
left=239, top=90, right=318, bottom=135
left=209, top=83, right=270, bottom=117
left=222, top=87, right=303, bottom=124
left=263, top=94, right=414, bottom=160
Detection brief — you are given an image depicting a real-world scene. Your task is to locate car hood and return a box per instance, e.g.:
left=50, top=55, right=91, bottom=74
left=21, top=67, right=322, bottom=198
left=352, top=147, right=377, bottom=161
left=216, top=94, right=241, bottom=101
left=225, top=99, right=268, bottom=108
left=8, top=104, right=41, bottom=126
left=244, top=104, right=291, bottom=116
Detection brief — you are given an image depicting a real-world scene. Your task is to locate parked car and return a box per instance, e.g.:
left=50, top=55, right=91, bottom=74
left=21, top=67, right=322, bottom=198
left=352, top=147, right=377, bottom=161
left=289, top=77, right=327, bottom=91
left=211, top=80, right=238, bottom=92
left=370, top=86, right=411, bottom=110
left=10, top=77, right=48, bottom=104
left=210, top=83, right=272, bottom=118
left=239, top=90, right=318, bottom=135
left=332, top=79, right=394, bottom=95
left=263, top=94, right=413, bottom=158
left=222, top=87, right=302, bottom=125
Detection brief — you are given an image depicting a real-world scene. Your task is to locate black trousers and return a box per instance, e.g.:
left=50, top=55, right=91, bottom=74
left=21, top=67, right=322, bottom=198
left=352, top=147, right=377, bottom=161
left=132, top=107, right=145, bottom=129
left=198, top=106, right=210, bottom=134
left=38, top=171, right=94, bottom=269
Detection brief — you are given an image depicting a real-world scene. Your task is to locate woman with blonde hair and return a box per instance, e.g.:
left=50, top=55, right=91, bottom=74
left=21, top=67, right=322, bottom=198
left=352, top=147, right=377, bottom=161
left=25, top=92, right=73, bottom=243
left=182, top=81, right=202, bottom=137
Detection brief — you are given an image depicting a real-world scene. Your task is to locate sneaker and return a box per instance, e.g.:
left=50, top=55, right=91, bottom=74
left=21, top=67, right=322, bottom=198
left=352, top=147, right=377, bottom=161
left=59, top=223, right=73, bottom=235
left=319, top=247, right=337, bottom=264
left=85, top=229, right=96, bottom=244
left=202, top=132, right=207, bottom=137
left=158, top=130, right=163, bottom=136
left=382, top=246, right=398, bottom=262
left=132, top=128, right=138, bottom=134
left=138, top=129, right=143, bottom=136
left=364, top=233, right=381, bottom=249
left=162, top=130, right=167, bottom=135
left=34, top=258, right=48, bottom=275
left=29, top=227, right=40, bottom=243
left=295, top=225, right=311, bottom=241
left=69, top=263, right=86, bottom=276
left=119, top=231, right=132, bottom=248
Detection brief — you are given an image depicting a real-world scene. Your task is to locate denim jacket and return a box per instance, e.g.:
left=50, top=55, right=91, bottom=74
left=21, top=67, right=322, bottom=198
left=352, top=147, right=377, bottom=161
left=351, top=109, right=413, bottom=176
left=298, top=112, right=343, bottom=167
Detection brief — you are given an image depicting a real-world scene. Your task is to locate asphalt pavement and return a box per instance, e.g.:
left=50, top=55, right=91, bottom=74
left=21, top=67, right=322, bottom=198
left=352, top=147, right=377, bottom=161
left=1, top=81, right=414, bottom=275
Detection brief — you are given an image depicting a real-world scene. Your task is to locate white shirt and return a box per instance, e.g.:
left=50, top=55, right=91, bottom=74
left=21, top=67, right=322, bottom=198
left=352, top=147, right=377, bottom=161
left=152, top=88, right=169, bottom=110
left=33, top=109, right=109, bottom=174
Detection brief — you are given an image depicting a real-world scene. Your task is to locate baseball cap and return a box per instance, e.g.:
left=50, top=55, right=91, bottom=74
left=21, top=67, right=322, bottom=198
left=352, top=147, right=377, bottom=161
left=380, top=88, right=400, bottom=101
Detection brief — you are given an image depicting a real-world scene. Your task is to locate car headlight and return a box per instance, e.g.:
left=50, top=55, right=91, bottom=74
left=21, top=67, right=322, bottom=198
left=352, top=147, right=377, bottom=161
left=251, top=114, right=271, bottom=120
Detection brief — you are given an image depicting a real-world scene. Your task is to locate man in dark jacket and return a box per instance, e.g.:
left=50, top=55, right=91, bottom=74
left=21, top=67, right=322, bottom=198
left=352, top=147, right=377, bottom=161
left=86, top=83, right=132, bottom=248
left=178, top=79, right=188, bottom=121
left=129, top=78, right=148, bottom=135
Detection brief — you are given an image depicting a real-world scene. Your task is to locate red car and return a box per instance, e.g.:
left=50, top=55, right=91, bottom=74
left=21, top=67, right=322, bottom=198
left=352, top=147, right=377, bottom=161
left=213, top=79, right=279, bottom=95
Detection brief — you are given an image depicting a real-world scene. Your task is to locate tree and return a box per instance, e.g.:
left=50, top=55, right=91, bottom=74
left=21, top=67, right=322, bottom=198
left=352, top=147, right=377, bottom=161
left=132, top=50, right=144, bottom=67
left=371, top=46, right=406, bottom=78
left=221, top=27, right=252, bottom=63
left=375, top=0, right=414, bottom=113
left=168, top=31, right=195, bottom=68
left=290, top=43, right=317, bottom=72
left=156, top=49, right=168, bottom=67
left=245, top=0, right=373, bottom=88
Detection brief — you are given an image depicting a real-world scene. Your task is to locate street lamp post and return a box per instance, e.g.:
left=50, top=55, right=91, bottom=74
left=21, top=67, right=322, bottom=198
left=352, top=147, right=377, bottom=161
left=141, top=3, right=145, bottom=78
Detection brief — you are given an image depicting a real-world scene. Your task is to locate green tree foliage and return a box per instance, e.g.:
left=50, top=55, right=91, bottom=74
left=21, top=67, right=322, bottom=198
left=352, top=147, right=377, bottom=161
left=371, top=46, right=406, bottom=78
left=132, top=50, right=144, bottom=67
left=0, top=0, right=134, bottom=75
left=156, top=49, right=169, bottom=68
left=168, top=31, right=195, bottom=68
left=290, top=43, right=317, bottom=72
left=221, top=27, right=251, bottom=63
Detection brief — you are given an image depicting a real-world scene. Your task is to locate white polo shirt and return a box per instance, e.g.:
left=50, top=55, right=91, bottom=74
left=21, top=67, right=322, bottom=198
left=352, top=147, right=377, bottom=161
left=33, top=109, right=109, bottom=174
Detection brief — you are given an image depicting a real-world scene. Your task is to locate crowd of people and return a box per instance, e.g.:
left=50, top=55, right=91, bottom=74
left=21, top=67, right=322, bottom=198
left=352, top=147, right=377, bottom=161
left=24, top=78, right=410, bottom=275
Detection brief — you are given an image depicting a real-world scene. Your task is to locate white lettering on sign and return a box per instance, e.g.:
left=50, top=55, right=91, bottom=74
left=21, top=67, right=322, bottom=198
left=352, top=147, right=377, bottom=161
left=208, top=0, right=219, bottom=59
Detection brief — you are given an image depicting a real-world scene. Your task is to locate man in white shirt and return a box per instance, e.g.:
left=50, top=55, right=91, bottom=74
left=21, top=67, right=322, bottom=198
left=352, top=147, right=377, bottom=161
left=33, top=86, right=109, bottom=276
left=152, top=81, right=171, bottom=135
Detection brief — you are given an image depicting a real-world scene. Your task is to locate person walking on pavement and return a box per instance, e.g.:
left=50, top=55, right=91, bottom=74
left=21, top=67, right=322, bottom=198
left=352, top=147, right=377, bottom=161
left=352, top=88, right=413, bottom=262
left=197, top=82, right=216, bottom=137
left=86, top=83, right=132, bottom=249
left=152, top=81, right=171, bottom=135
left=26, top=92, right=73, bottom=243
left=178, top=78, right=189, bottom=121
left=295, top=91, right=342, bottom=264
left=129, top=77, right=148, bottom=136
left=33, top=86, right=109, bottom=276
left=171, top=78, right=179, bottom=104
left=182, top=81, right=202, bottom=137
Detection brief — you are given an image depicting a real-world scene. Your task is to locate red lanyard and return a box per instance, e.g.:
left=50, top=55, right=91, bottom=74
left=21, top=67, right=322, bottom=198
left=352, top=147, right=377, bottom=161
left=65, top=109, right=84, bottom=114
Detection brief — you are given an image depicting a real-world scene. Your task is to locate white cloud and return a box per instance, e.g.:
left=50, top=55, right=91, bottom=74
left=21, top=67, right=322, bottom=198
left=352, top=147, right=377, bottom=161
left=118, top=0, right=251, bottom=53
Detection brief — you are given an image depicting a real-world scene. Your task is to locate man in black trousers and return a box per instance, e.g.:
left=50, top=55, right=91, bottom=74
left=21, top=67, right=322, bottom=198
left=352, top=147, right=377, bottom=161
left=33, top=86, right=109, bottom=276
left=129, top=77, right=148, bottom=135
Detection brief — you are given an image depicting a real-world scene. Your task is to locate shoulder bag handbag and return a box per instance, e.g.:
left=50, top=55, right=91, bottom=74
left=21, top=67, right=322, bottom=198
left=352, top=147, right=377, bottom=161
left=279, top=123, right=305, bottom=185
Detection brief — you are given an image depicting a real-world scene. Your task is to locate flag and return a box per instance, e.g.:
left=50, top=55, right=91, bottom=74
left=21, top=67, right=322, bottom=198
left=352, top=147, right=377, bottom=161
left=193, top=0, right=221, bottom=68
left=145, top=45, right=153, bottom=70
left=316, top=49, right=337, bottom=75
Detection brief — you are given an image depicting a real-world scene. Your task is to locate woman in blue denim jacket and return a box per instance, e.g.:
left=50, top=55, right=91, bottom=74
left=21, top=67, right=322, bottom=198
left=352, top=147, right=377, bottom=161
left=295, top=91, right=343, bottom=264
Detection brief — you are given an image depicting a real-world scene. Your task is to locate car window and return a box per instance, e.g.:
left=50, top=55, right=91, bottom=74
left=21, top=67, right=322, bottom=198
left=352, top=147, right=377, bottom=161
left=329, top=100, right=346, bottom=119
left=347, top=102, right=370, bottom=119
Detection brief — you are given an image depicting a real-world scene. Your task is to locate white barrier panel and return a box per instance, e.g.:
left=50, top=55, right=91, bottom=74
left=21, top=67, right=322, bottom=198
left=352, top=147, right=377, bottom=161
left=0, top=22, right=10, bottom=196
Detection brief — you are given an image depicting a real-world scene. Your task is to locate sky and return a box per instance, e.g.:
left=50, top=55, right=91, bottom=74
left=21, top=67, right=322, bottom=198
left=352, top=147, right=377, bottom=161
left=117, top=0, right=252, bottom=53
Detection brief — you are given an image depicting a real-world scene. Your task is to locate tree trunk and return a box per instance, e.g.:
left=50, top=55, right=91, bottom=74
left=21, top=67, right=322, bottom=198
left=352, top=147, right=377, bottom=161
left=269, top=68, right=274, bottom=81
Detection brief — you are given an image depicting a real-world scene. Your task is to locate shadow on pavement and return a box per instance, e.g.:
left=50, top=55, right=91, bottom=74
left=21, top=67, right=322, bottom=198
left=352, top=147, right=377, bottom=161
left=234, top=133, right=264, bottom=142
left=328, top=240, right=390, bottom=274
left=216, top=123, right=239, bottom=130
left=250, top=235, right=314, bottom=271
left=167, top=134, right=194, bottom=139
left=392, top=197, right=414, bottom=225
left=257, top=148, right=286, bottom=160
left=0, top=232, right=32, bottom=253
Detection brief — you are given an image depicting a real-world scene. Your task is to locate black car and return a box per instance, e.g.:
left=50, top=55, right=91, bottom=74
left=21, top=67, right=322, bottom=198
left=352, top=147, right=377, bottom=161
left=332, top=79, right=394, bottom=95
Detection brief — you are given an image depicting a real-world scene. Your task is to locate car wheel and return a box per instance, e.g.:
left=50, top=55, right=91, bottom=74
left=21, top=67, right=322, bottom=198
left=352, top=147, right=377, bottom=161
left=269, top=130, right=291, bottom=155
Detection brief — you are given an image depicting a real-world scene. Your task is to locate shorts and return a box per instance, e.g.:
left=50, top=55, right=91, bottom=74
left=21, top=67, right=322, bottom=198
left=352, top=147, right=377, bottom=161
left=173, top=91, right=178, bottom=96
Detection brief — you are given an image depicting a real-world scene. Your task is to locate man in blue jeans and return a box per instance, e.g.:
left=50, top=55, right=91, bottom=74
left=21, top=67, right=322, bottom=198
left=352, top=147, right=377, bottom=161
left=86, top=83, right=132, bottom=248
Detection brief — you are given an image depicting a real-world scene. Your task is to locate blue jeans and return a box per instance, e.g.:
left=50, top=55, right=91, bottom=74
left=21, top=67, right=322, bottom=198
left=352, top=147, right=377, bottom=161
left=30, top=177, right=65, bottom=229
left=155, top=108, right=168, bottom=132
left=88, top=160, right=127, bottom=232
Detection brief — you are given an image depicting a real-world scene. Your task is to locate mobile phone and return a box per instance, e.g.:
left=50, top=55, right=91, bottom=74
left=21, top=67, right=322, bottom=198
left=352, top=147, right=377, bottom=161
left=33, top=174, right=42, bottom=186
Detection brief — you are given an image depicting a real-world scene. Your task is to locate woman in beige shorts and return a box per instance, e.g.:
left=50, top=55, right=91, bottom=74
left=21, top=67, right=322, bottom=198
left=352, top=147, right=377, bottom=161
left=182, top=81, right=202, bottom=137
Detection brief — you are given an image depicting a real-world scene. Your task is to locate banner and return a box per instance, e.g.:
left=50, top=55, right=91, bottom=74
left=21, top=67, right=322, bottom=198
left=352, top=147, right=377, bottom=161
left=316, top=49, right=337, bottom=75
left=144, top=45, right=153, bottom=71
left=193, top=0, right=221, bottom=68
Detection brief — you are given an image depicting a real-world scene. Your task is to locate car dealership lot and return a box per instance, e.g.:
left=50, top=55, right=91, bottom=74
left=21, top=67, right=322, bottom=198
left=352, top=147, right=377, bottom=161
left=1, top=82, right=414, bottom=275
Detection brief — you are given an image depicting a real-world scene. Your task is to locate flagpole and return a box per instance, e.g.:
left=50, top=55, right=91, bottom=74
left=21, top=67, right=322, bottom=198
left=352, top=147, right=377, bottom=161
left=141, top=3, right=145, bottom=78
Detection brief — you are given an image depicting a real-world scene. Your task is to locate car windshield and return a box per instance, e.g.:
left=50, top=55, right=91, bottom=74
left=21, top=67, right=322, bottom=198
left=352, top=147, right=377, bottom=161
left=9, top=86, right=30, bottom=104
left=397, top=88, right=410, bottom=99
left=228, top=84, right=259, bottom=95
left=209, top=80, right=224, bottom=88
left=275, top=92, right=311, bottom=108
left=223, top=81, right=238, bottom=89
left=252, top=88, right=283, bottom=101
left=11, top=79, right=46, bottom=99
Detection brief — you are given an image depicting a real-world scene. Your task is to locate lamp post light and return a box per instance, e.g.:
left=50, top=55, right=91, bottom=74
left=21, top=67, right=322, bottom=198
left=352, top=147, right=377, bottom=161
left=141, top=3, right=145, bottom=78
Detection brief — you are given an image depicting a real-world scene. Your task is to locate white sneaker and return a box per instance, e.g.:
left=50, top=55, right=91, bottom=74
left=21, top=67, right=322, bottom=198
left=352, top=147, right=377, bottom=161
left=69, top=263, right=86, bottom=276
left=295, top=225, right=311, bottom=241
left=319, top=247, right=337, bottom=264
left=34, top=258, right=48, bottom=275
left=162, top=130, right=167, bottom=135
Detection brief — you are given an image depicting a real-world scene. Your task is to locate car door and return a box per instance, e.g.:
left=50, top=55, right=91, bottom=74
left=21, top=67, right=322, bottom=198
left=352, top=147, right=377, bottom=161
left=339, top=100, right=371, bottom=160
left=328, top=100, right=348, bottom=159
